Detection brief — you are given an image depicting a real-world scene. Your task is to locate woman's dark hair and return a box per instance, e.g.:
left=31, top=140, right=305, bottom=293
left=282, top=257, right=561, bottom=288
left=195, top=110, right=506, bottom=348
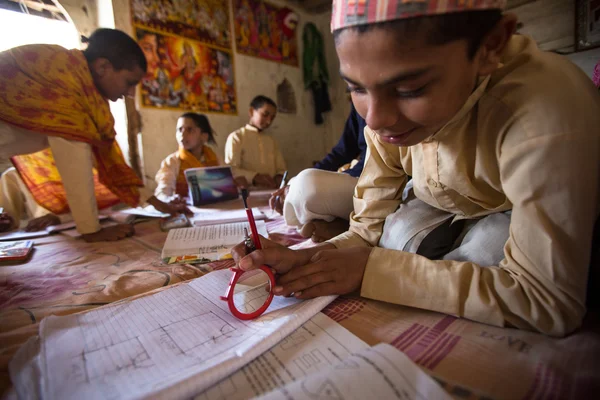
left=250, top=95, right=277, bottom=110
left=83, top=28, right=147, bottom=71
left=180, top=112, right=216, bottom=144
left=333, top=10, right=503, bottom=59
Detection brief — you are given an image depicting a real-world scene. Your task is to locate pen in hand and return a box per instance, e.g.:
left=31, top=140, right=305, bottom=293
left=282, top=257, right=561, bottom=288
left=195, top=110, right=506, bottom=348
left=278, top=171, right=288, bottom=190
left=272, top=171, right=288, bottom=213
left=241, top=188, right=261, bottom=250
left=244, top=227, right=256, bottom=253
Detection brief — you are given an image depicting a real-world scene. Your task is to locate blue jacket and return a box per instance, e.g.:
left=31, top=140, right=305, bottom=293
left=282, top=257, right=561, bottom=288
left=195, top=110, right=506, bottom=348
left=314, top=103, right=367, bottom=178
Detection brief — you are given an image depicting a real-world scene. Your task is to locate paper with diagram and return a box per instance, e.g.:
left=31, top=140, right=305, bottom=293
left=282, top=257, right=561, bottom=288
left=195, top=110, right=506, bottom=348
left=195, top=312, right=368, bottom=400
left=256, top=342, right=452, bottom=400
left=10, top=269, right=336, bottom=400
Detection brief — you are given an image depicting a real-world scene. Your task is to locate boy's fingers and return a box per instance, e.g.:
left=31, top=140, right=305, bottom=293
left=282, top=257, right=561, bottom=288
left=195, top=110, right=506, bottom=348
left=231, top=242, right=249, bottom=263
left=275, top=270, right=333, bottom=297
left=239, top=247, right=293, bottom=274
left=294, top=282, right=339, bottom=299
left=276, top=260, right=328, bottom=285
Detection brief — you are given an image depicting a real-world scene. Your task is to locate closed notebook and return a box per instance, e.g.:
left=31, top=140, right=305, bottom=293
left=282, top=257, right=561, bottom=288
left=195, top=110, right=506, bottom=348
left=184, top=166, right=239, bottom=206
left=0, top=240, right=33, bottom=262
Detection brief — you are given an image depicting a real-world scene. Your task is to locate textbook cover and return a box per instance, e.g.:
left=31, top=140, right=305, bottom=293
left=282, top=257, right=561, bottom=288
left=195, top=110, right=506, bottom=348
left=184, top=166, right=239, bottom=206
left=0, top=240, right=34, bottom=262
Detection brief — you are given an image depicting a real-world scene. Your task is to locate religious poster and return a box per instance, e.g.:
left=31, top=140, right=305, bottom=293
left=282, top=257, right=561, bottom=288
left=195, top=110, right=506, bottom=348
left=135, top=28, right=236, bottom=114
left=130, top=0, right=231, bottom=49
left=233, top=0, right=299, bottom=66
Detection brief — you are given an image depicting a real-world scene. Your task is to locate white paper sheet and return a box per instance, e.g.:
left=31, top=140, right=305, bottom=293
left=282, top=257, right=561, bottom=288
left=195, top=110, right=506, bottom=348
left=257, top=343, right=452, bottom=400
left=12, top=269, right=335, bottom=400
left=161, top=220, right=267, bottom=260
left=190, top=207, right=265, bottom=227
left=194, top=312, right=368, bottom=400
left=117, top=205, right=170, bottom=218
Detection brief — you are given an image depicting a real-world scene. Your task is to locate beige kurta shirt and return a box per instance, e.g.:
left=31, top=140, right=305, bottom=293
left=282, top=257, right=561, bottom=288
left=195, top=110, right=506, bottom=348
left=224, top=124, right=287, bottom=182
left=328, top=35, right=600, bottom=337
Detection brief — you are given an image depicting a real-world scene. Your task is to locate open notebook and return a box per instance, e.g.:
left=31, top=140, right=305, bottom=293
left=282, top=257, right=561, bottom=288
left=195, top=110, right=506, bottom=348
left=161, top=220, right=268, bottom=264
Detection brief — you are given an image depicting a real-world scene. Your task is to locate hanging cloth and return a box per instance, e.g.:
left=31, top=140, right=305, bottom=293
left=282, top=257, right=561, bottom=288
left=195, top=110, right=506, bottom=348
left=303, top=23, right=331, bottom=124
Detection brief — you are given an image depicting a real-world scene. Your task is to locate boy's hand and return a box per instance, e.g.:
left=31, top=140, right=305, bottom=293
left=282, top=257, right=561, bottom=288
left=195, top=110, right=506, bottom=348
left=167, top=198, right=193, bottom=216
left=231, top=234, right=333, bottom=275
left=269, top=185, right=289, bottom=214
left=25, top=214, right=60, bottom=232
left=148, top=195, right=192, bottom=216
left=253, top=174, right=277, bottom=189
left=275, top=247, right=372, bottom=299
left=0, top=213, right=15, bottom=232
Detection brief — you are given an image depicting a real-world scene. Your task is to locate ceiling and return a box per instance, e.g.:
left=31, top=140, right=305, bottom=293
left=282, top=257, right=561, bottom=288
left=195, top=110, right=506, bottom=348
left=0, top=0, right=67, bottom=21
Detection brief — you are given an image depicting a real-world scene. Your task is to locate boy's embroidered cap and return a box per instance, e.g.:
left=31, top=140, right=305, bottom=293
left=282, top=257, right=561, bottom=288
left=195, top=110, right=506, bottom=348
left=331, top=0, right=507, bottom=32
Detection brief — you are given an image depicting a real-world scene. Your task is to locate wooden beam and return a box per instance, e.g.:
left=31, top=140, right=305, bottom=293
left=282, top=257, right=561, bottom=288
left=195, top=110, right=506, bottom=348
left=5, top=0, right=61, bottom=14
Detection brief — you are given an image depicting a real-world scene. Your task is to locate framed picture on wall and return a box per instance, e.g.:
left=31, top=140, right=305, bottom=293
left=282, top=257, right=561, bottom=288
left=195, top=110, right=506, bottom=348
left=576, top=0, right=600, bottom=51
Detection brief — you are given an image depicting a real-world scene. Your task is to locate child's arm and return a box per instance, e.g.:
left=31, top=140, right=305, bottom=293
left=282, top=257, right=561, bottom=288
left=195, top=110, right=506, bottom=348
left=154, top=153, right=179, bottom=202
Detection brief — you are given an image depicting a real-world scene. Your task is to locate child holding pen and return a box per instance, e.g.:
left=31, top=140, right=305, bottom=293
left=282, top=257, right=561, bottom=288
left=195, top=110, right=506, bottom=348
left=224, top=96, right=287, bottom=189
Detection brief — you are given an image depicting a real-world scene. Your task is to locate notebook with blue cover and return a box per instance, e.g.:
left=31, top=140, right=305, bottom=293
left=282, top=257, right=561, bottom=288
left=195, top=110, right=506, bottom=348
left=184, top=166, right=239, bottom=206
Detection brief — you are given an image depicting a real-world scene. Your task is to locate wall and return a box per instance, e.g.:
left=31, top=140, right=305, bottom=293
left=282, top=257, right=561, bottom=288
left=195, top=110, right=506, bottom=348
left=109, top=0, right=348, bottom=191
left=508, top=0, right=574, bottom=52
left=509, top=0, right=599, bottom=80
left=58, top=0, right=99, bottom=38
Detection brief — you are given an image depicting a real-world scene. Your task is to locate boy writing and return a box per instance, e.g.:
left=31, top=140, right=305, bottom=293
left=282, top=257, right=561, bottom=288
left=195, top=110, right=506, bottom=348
left=225, top=95, right=287, bottom=189
left=233, top=0, right=600, bottom=336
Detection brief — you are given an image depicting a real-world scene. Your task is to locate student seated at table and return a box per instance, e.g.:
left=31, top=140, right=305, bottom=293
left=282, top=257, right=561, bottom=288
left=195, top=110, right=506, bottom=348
left=232, top=0, right=600, bottom=337
left=269, top=102, right=367, bottom=242
left=225, top=95, right=287, bottom=189
left=0, top=167, right=67, bottom=232
left=0, top=28, right=185, bottom=242
left=154, top=112, right=220, bottom=203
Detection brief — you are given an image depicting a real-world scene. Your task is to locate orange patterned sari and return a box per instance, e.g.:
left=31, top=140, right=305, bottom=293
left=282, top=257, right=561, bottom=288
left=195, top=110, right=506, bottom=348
left=0, top=44, right=142, bottom=214
left=175, top=146, right=220, bottom=197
